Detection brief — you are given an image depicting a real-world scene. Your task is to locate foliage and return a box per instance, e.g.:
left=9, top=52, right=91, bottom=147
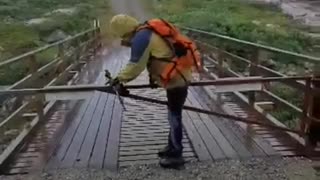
left=0, top=24, right=39, bottom=56
left=153, top=0, right=315, bottom=64
left=0, top=0, right=110, bottom=85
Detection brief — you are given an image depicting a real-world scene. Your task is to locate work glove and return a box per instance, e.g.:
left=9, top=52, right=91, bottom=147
left=150, top=81, right=159, bottom=89
left=149, top=78, right=159, bottom=89
left=110, top=77, right=130, bottom=96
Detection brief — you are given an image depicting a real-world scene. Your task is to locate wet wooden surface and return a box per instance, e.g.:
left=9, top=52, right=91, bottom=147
left=4, top=47, right=283, bottom=174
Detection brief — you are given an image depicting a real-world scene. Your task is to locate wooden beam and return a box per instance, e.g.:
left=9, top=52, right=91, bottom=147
left=257, top=65, right=305, bottom=91
left=255, top=101, right=275, bottom=111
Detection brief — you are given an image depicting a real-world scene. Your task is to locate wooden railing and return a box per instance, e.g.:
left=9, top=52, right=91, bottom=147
left=182, top=26, right=320, bottom=146
left=0, top=24, right=101, bottom=170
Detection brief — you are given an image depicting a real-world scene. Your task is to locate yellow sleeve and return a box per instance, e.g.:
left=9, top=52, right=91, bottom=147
left=116, top=46, right=150, bottom=83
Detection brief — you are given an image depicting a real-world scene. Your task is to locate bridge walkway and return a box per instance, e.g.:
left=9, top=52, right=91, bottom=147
left=3, top=45, right=280, bottom=175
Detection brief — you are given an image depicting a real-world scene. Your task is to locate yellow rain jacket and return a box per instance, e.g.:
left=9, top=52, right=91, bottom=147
left=116, top=29, right=192, bottom=89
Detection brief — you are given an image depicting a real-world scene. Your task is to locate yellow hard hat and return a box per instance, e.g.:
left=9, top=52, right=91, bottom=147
left=109, top=14, right=139, bottom=38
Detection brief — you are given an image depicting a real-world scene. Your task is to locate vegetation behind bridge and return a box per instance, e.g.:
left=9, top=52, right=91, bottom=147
left=0, top=0, right=109, bottom=57
left=0, top=0, right=110, bottom=85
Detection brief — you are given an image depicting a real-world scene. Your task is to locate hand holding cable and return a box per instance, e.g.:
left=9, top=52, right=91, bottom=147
left=105, top=70, right=129, bottom=110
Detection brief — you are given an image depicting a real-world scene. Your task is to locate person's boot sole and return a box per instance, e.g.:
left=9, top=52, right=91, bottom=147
left=159, top=158, right=185, bottom=169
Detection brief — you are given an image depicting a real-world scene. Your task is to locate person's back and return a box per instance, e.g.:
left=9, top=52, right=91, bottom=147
left=128, top=28, right=192, bottom=89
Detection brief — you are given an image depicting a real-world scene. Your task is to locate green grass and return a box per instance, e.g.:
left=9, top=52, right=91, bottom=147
left=0, top=0, right=111, bottom=85
left=0, top=0, right=110, bottom=59
left=152, top=0, right=315, bottom=61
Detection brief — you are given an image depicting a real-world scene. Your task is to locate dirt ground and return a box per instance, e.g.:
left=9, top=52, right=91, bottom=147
left=1, top=157, right=319, bottom=180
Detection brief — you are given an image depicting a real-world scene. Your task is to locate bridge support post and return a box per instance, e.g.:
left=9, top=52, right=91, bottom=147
left=306, top=75, right=320, bottom=149
left=216, top=49, right=224, bottom=103
left=57, top=43, right=66, bottom=75
left=248, top=49, right=260, bottom=106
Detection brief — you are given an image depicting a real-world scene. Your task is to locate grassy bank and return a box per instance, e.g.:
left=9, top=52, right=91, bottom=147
left=0, top=0, right=112, bottom=85
left=151, top=0, right=315, bottom=61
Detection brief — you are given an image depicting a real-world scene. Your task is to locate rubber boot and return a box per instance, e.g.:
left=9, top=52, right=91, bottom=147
left=159, top=156, right=185, bottom=169
left=158, top=145, right=172, bottom=158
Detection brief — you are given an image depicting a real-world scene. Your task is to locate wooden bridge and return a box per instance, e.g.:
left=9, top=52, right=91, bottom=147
left=0, top=21, right=320, bottom=175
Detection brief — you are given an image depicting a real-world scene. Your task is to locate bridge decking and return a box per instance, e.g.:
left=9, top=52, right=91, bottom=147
left=4, top=47, right=279, bottom=174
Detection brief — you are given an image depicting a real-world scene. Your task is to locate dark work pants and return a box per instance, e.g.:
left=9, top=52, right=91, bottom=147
left=166, top=86, right=188, bottom=156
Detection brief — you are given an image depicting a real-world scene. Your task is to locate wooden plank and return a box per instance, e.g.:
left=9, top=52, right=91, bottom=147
left=104, top=51, right=125, bottom=173
left=121, top=129, right=170, bottom=135
left=120, top=144, right=192, bottom=151
left=188, top=89, right=239, bottom=159
left=226, top=92, right=279, bottom=156
left=121, top=133, right=188, bottom=139
left=104, top=97, right=123, bottom=171
left=89, top=52, right=119, bottom=168
left=119, top=148, right=194, bottom=156
left=0, top=101, right=55, bottom=172
left=120, top=139, right=190, bottom=147
left=201, top=66, right=279, bottom=157
left=123, top=118, right=169, bottom=123
left=201, top=87, right=267, bottom=157
left=185, top=97, right=226, bottom=160
left=121, top=126, right=170, bottom=132
left=60, top=92, right=101, bottom=167
left=119, top=152, right=194, bottom=162
left=181, top=111, right=212, bottom=161
left=122, top=122, right=170, bottom=128
left=120, top=137, right=190, bottom=143
left=121, top=141, right=168, bottom=147
left=7, top=167, right=29, bottom=175
left=46, top=98, right=92, bottom=169
left=74, top=93, right=108, bottom=167
left=191, top=87, right=253, bottom=159
left=89, top=95, right=115, bottom=168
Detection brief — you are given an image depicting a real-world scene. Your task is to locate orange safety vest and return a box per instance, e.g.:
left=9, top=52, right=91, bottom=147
left=137, top=18, right=202, bottom=87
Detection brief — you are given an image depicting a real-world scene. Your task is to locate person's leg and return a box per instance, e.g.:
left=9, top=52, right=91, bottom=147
left=159, top=86, right=188, bottom=167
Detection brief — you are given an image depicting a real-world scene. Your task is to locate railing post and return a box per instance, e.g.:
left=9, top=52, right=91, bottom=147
left=248, top=49, right=260, bottom=105
left=300, top=78, right=312, bottom=134
left=58, top=43, right=65, bottom=62
left=217, top=49, right=224, bottom=78
left=216, top=49, right=225, bottom=103
left=75, top=38, right=82, bottom=62
left=34, top=95, right=44, bottom=121
left=12, top=54, right=39, bottom=110
left=93, top=19, right=101, bottom=55
left=306, top=69, right=320, bottom=148
left=27, top=55, right=38, bottom=74
left=57, top=43, right=66, bottom=74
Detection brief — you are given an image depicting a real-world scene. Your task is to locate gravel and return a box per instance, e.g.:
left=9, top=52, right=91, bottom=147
left=1, top=157, right=318, bottom=180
